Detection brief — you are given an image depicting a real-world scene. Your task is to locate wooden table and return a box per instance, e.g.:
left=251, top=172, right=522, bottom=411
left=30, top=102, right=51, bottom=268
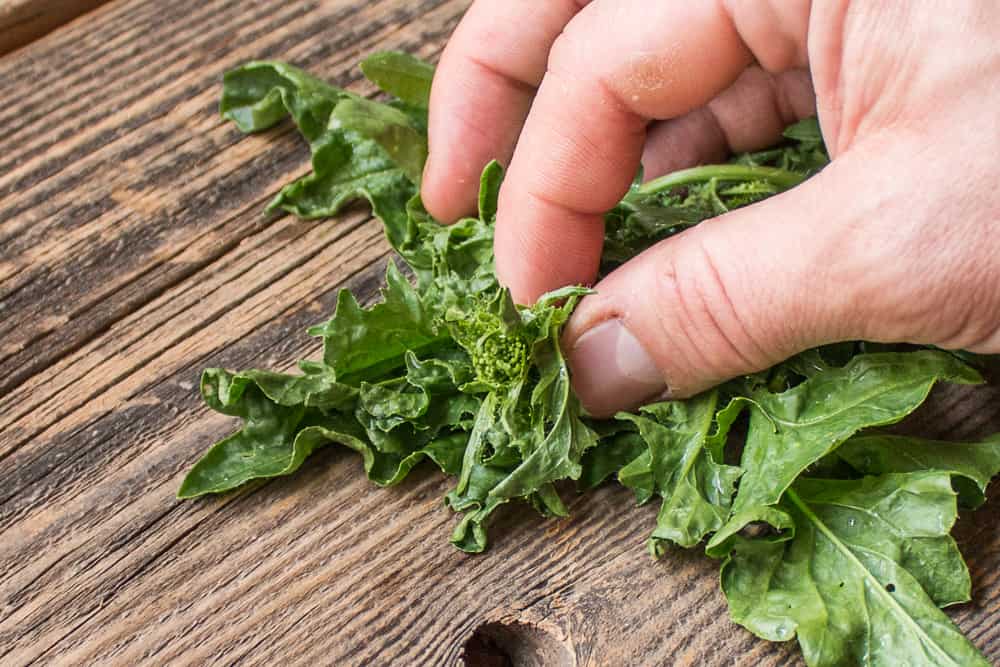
left=3, top=1, right=999, bottom=664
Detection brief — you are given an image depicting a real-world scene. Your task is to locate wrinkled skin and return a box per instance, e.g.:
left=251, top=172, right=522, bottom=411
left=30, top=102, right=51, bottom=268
left=421, top=0, right=1000, bottom=417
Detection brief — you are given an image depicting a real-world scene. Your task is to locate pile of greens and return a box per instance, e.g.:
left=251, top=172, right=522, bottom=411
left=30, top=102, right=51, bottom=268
left=179, top=52, right=1000, bottom=666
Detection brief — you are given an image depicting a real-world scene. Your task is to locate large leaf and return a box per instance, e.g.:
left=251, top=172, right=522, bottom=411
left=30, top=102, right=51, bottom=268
left=713, top=351, right=982, bottom=547
left=179, top=367, right=357, bottom=497
left=179, top=368, right=311, bottom=497
left=721, top=472, right=987, bottom=667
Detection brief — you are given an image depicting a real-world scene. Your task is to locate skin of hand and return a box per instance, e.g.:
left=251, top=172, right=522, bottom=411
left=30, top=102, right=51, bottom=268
left=421, top=0, right=1000, bottom=418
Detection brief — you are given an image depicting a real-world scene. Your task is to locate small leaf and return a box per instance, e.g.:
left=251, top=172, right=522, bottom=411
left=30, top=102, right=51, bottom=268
left=360, top=51, right=435, bottom=109
left=618, top=392, right=742, bottom=550
left=308, top=260, right=443, bottom=380
left=332, top=96, right=428, bottom=184
left=477, top=159, right=503, bottom=222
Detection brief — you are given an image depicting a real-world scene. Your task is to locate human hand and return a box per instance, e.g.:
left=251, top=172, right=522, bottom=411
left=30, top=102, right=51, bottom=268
left=421, top=1, right=1000, bottom=417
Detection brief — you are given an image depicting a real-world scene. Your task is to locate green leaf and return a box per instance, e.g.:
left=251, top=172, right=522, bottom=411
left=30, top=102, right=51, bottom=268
left=404, top=349, right=473, bottom=391
left=488, top=329, right=598, bottom=499
left=179, top=368, right=310, bottom=498
left=308, top=260, right=444, bottom=380
left=714, top=351, right=981, bottom=547
left=578, top=429, right=645, bottom=490
left=618, top=392, right=742, bottom=551
left=720, top=472, right=986, bottom=667
left=221, top=61, right=342, bottom=138
left=782, top=116, right=823, bottom=143
left=838, top=433, right=1000, bottom=508
left=446, top=463, right=510, bottom=553
left=267, top=127, right=416, bottom=244
left=220, top=60, right=420, bottom=250
left=360, top=51, right=435, bottom=109
left=332, top=96, right=427, bottom=184
left=357, top=377, right=430, bottom=433
left=456, top=391, right=500, bottom=495
left=705, top=395, right=749, bottom=461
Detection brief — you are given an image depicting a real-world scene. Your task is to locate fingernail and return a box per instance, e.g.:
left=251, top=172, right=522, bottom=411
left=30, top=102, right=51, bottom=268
left=568, top=319, right=667, bottom=417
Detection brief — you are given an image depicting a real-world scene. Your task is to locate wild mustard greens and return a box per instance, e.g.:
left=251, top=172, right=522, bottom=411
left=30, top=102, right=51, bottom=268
left=180, top=52, right=1000, bottom=666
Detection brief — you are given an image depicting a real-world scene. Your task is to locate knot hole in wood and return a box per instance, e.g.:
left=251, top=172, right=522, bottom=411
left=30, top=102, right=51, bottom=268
left=460, top=620, right=576, bottom=667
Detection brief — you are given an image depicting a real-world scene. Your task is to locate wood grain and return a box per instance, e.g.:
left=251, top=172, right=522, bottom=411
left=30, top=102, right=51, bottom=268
left=0, top=0, right=110, bottom=55
left=2, top=1, right=999, bottom=665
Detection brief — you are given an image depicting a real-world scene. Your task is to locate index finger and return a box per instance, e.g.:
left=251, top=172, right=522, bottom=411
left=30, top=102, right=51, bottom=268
left=421, top=0, right=592, bottom=223
left=494, top=0, right=754, bottom=303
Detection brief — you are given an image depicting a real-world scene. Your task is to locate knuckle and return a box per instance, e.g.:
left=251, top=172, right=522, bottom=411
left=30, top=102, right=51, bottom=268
left=647, top=238, right=773, bottom=383
left=546, top=23, right=586, bottom=77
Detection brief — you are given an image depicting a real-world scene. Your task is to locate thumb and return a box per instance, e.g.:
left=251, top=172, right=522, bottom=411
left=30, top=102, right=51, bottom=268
left=563, top=166, right=866, bottom=418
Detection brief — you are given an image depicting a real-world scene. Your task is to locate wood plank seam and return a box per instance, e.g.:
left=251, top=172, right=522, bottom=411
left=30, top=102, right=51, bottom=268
left=0, top=244, right=389, bottom=542
left=0, top=212, right=379, bottom=449
left=0, top=215, right=383, bottom=481
left=0, top=12, right=447, bottom=400
left=0, top=0, right=157, bottom=98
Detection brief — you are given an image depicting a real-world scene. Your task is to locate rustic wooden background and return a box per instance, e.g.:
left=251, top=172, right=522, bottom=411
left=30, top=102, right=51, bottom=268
left=2, top=1, right=999, bottom=665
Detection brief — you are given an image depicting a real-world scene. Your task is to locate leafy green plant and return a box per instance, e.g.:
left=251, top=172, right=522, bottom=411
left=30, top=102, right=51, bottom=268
left=179, top=52, right=1000, bottom=666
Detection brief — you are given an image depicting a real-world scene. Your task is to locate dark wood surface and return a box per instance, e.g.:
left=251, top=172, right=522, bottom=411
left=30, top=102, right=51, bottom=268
left=0, top=0, right=110, bottom=55
left=2, top=1, right=999, bottom=665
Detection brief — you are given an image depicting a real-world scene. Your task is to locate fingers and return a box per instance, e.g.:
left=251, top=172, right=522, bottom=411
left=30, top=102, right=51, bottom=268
left=421, top=0, right=591, bottom=222
left=562, top=166, right=862, bottom=417
left=641, top=67, right=816, bottom=179
left=494, top=0, right=759, bottom=304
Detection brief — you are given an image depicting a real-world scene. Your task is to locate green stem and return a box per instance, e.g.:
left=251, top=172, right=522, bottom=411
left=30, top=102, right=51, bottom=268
left=637, top=164, right=806, bottom=196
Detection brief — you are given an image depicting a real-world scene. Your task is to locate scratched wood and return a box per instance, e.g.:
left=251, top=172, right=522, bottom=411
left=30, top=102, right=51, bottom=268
left=2, top=1, right=999, bottom=665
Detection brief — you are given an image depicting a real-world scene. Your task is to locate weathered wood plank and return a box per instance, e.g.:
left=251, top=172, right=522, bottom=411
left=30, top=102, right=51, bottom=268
left=0, top=0, right=109, bottom=55
left=0, top=0, right=455, bottom=401
left=2, top=1, right=1000, bottom=666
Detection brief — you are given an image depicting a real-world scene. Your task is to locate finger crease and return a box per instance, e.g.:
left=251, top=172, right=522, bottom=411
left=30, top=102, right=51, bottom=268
left=466, top=53, right=539, bottom=96
left=696, top=237, right=768, bottom=369
left=590, top=74, right=649, bottom=131
left=524, top=187, right=609, bottom=218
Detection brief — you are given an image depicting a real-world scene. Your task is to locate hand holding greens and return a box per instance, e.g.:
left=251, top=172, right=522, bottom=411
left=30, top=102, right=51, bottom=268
left=179, top=52, right=1000, bottom=667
